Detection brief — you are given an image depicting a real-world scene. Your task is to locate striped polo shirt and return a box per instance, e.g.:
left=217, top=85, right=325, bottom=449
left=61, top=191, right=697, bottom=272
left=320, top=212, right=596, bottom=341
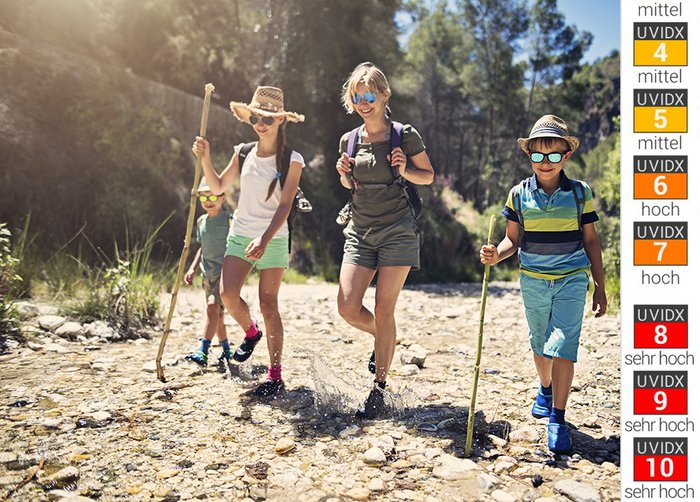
left=501, top=172, right=599, bottom=280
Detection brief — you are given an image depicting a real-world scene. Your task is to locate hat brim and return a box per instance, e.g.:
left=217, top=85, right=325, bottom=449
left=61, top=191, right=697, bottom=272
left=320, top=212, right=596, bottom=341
left=517, top=133, right=580, bottom=154
left=230, top=102, right=305, bottom=124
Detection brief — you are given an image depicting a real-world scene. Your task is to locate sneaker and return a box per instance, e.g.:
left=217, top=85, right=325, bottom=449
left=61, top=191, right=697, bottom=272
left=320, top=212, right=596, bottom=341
left=217, top=350, right=233, bottom=364
left=547, top=422, right=572, bottom=454
left=185, top=350, right=208, bottom=367
left=368, top=350, right=376, bottom=374
left=254, top=379, right=285, bottom=397
left=233, top=330, right=263, bottom=363
left=531, top=391, right=552, bottom=419
left=355, top=386, right=386, bottom=420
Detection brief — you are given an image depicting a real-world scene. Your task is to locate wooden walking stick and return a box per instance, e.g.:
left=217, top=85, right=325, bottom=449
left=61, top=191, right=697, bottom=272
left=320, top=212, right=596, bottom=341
left=465, top=214, right=497, bottom=456
left=156, top=83, right=215, bottom=382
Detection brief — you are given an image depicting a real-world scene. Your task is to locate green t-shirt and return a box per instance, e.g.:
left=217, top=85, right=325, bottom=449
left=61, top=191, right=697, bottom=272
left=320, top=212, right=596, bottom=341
left=339, top=124, right=426, bottom=230
left=196, top=211, right=230, bottom=281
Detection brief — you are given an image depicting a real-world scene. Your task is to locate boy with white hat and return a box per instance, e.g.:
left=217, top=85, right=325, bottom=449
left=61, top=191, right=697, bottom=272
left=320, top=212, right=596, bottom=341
left=184, top=178, right=232, bottom=367
left=479, top=114, right=607, bottom=453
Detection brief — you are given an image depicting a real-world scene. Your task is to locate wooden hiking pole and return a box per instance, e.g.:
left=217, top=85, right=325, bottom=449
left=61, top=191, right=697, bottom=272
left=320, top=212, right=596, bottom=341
left=156, top=83, right=215, bottom=382
left=465, top=215, right=497, bottom=457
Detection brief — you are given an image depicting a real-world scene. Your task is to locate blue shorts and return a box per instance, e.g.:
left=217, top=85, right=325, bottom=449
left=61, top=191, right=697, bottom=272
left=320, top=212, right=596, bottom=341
left=519, top=271, right=589, bottom=362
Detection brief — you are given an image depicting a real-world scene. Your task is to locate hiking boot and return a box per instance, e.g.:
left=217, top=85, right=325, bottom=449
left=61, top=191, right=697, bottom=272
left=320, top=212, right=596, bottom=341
left=547, top=422, right=572, bottom=454
left=185, top=350, right=208, bottom=367
left=355, top=386, right=386, bottom=420
left=233, top=330, right=263, bottom=363
left=254, top=379, right=285, bottom=397
left=368, top=350, right=376, bottom=374
left=531, top=390, right=552, bottom=419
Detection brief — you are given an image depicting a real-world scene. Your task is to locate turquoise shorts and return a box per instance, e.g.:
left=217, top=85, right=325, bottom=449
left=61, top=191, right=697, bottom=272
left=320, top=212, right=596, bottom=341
left=519, top=271, right=589, bottom=362
left=225, top=234, right=289, bottom=269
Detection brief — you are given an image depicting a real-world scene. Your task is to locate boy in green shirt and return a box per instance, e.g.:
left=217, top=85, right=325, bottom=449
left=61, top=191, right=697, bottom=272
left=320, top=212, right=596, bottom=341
left=184, top=179, right=232, bottom=367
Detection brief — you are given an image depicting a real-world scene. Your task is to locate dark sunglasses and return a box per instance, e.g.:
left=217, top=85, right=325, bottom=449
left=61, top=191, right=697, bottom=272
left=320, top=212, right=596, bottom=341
left=529, top=151, right=566, bottom=163
left=249, top=114, right=275, bottom=126
left=198, top=194, right=222, bottom=203
left=351, top=91, right=377, bottom=104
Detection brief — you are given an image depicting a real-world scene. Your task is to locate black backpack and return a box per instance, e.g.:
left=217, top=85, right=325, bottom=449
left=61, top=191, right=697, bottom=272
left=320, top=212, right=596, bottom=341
left=341, top=121, right=423, bottom=221
left=238, top=142, right=312, bottom=252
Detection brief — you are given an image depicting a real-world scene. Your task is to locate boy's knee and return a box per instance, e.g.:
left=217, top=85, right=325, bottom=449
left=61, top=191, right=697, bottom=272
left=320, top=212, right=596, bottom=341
left=206, top=303, right=220, bottom=317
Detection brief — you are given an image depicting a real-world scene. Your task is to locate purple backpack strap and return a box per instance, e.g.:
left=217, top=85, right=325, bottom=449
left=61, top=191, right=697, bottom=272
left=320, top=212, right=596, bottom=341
left=390, top=121, right=404, bottom=178
left=345, top=126, right=362, bottom=157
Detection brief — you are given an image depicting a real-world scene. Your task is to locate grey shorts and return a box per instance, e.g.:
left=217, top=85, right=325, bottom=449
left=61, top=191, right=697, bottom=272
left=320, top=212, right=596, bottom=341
left=342, top=214, right=420, bottom=270
left=203, top=277, right=224, bottom=307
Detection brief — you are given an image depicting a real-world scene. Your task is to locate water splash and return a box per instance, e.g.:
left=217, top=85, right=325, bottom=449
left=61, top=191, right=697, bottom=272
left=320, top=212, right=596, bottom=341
left=309, top=352, right=419, bottom=418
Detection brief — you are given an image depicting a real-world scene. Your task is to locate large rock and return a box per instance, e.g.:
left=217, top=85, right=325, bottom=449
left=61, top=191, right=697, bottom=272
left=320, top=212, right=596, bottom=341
left=400, top=344, right=428, bottom=368
left=362, top=447, right=386, bottom=467
left=55, top=322, right=84, bottom=339
left=432, top=455, right=479, bottom=480
left=509, top=426, right=540, bottom=443
left=37, top=315, right=66, bottom=331
left=13, top=301, right=38, bottom=319
left=84, top=321, right=117, bottom=340
left=554, top=480, right=602, bottom=502
left=40, top=466, right=80, bottom=489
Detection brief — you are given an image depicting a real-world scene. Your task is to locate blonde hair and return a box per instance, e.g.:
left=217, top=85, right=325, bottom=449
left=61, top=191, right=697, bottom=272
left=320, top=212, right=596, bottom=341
left=341, top=62, right=391, bottom=114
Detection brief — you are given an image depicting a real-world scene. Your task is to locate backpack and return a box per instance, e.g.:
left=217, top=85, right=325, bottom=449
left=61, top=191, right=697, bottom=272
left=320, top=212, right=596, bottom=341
left=340, top=121, right=423, bottom=223
left=238, top=142, right=312, bottom=252
left=511, top=178, right=586, bottom=242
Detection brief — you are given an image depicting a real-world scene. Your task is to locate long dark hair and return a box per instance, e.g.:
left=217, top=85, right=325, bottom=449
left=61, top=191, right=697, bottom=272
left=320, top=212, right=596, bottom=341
left=265, top=119, right=287, bottom=201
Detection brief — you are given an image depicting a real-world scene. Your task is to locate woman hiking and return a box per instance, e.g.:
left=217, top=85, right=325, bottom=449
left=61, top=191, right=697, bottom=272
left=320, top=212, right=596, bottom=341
left=335, top=62, right=435, bottom=418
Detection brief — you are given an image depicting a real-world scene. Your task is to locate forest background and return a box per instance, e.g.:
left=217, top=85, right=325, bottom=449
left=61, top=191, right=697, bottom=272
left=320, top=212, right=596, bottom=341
left=0, top=0, right=620, bottom=314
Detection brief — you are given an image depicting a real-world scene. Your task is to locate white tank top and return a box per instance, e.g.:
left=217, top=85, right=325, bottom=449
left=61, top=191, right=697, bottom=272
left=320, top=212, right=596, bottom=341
left=231, top=142, right=305, bottom=239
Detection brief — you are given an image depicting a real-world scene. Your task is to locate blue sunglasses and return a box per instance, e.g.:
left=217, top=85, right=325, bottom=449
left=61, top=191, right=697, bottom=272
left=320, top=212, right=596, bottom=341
left=351, top=92, right=377, bottom=104
left=529, top=151, right=565, bottom=163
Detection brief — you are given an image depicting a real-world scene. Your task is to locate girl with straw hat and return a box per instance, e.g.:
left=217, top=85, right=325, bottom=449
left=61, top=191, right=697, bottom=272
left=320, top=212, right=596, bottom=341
left=192, top=86, right=305, bottom=397
left=335, top=63, right=435, bottom=418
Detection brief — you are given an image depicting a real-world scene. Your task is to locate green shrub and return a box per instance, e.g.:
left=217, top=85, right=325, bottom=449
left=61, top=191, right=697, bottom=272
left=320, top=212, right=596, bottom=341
left=0, top=223, right=23, bottom=352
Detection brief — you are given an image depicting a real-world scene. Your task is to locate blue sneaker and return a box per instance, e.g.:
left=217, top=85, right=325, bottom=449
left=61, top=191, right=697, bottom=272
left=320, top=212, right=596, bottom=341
left=531, top=389, right=552, bottom=419
left=547, top=423, right=572, bottom=454
left=185, top=350, right=208, bottom=367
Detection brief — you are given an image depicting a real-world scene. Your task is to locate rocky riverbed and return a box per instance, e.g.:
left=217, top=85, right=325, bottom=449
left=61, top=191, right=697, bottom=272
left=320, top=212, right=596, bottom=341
left=0, top=282, right=620, bottom=501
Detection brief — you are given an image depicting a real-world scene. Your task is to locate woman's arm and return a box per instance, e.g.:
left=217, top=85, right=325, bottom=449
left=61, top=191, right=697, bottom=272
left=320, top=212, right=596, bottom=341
left=193, top=137, right=241, bottom=194
left=393, top=149, right=434, bottom=185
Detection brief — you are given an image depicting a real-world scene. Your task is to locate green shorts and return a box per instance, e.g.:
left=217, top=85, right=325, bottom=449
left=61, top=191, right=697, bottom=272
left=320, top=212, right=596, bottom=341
left=342, top=214, right=420, bottom=270
left=225, top=234, right=289, bottom=269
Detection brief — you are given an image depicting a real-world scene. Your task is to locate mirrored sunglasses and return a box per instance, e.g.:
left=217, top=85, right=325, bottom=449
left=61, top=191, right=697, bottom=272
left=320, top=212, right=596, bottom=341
left=529, top=151, right=565, bottom=163
left=198, top=195, right=222, bottom=203
left=351, top=91, right=377, bottom=104
left=249, top=114, right=275, bottom=126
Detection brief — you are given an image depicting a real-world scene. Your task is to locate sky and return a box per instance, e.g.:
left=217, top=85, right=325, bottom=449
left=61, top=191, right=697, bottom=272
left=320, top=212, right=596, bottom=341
left=556, top=0, right=620, bottom=63
left=397, top=0, right=621, bottom=64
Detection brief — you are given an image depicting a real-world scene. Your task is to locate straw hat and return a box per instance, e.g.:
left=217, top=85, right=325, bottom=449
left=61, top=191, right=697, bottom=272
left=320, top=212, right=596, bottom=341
left=517, top=114, right=580, bottom=153
left=230, top=86, right=305, bottom=124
